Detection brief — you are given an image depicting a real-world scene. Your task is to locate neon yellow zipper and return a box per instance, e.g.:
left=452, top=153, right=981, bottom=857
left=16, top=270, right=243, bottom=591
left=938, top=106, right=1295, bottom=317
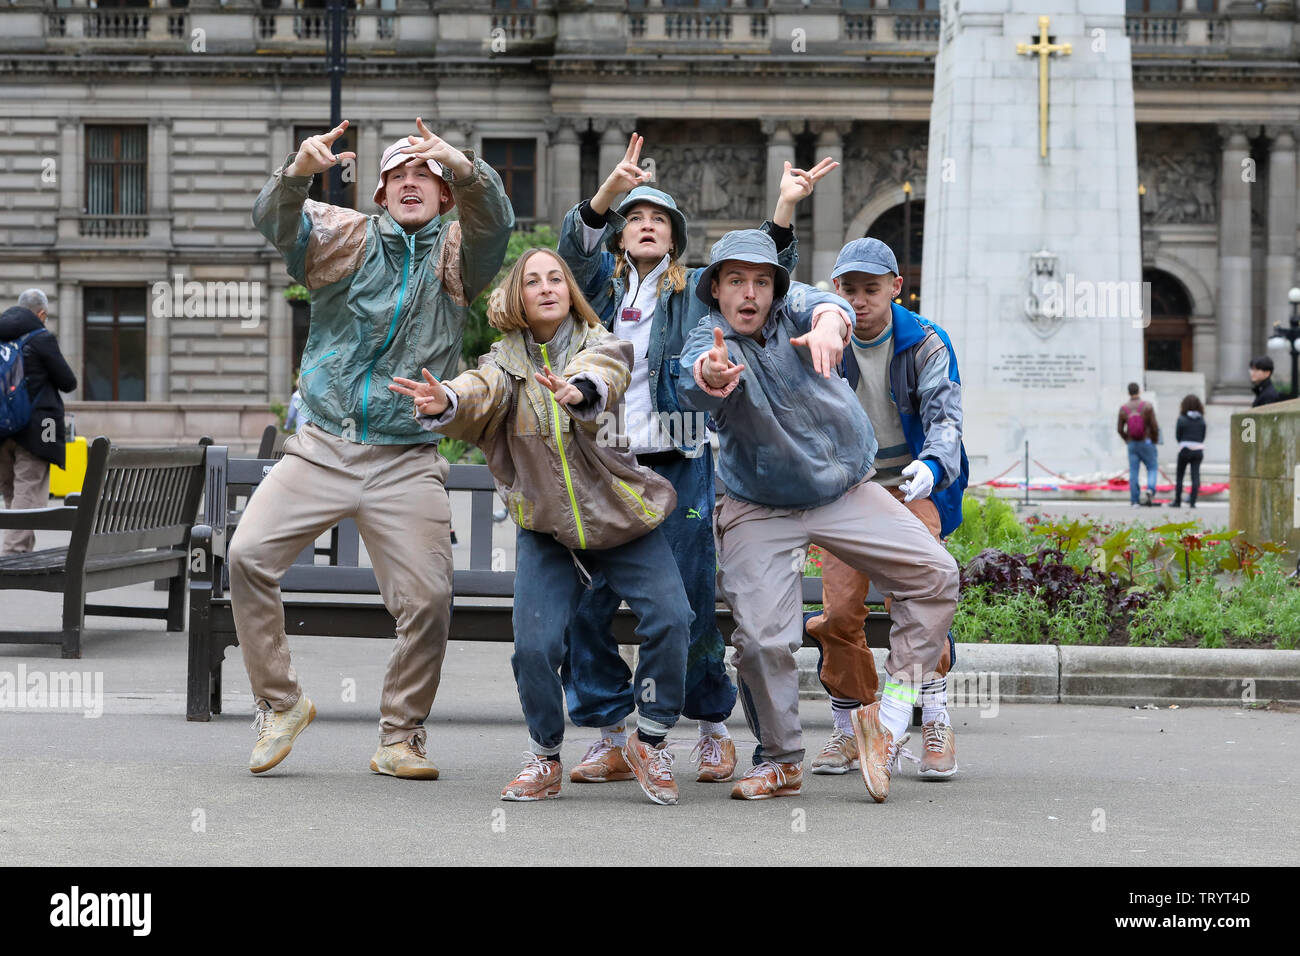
left=617, top=479, right=659, bottom=521
left=539, top=343, right=586, bottom=550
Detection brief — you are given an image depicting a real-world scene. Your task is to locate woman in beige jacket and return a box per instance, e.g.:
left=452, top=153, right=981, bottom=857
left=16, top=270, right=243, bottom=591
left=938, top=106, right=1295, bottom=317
left=390, top=248, right=691, bottom=806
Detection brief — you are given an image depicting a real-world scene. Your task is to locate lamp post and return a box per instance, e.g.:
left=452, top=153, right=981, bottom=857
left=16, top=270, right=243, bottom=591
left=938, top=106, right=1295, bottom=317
left=1267, top=286, right=1300, bottom=398
left=324, top=0, right=348, bottom=206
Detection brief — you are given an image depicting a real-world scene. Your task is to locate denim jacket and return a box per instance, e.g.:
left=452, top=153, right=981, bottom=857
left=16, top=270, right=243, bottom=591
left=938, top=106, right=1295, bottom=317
left=556, top=202, right=796, bottom=456
left=678, top=283, right=874, bottom=510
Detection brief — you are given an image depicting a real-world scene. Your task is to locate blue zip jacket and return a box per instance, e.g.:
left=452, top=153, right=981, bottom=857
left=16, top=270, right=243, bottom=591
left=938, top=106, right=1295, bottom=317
left=678, top=283, right=874, bottom=510
left=840, top=301, right=969, bottom=536
left=557, top=202, right=796, bottom=455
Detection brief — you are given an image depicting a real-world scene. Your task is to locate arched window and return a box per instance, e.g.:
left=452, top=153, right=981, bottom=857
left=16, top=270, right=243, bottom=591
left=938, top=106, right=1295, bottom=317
left=866, top=200, right=924, bottom=313
left=1143, top=268, right=1193, bottom=372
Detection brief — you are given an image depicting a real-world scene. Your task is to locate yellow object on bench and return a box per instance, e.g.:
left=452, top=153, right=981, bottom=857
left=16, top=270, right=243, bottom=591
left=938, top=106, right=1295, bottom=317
left=49, top=436, right=88, bottom=498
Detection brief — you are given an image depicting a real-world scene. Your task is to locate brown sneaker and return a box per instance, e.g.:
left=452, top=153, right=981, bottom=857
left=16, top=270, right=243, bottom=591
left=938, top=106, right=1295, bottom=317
left=919, top=720, right=958, bottom=779
left=730, top=760, right=803, bottom=800
left=501, top=752, right=562, bottom=802
left=690, top=733, right=737, bottom=782
left=570, top=737, right=634, bottom=783
left=622, top=732, right=679, bottom=806
left=810, top=728, right=859, bottom=775
left=851, top=702, right=914, bottom=803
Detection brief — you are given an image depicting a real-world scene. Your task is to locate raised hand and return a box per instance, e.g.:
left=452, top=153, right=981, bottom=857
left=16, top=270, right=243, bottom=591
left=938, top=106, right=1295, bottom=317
left=401, top=117, right=473, bottom=180
left=701, top=327, right=745, bottom=391
left=591, top=132, right=653, bottom=216
left=774, top=157, right=840, bottom=227
left=389, top=367, right=449, bottom=417
left=534, top=365, right=583, bottom=405
left=287, top=120, right=357, bottom=179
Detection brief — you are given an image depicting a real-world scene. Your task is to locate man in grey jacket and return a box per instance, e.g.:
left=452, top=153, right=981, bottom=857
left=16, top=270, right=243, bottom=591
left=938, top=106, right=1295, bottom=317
left=678, top=230, right=959, bottom=803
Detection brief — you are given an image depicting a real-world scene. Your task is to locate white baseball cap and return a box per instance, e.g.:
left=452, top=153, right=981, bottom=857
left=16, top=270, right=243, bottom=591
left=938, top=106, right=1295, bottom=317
left=372, top=138, right=454, bottom=211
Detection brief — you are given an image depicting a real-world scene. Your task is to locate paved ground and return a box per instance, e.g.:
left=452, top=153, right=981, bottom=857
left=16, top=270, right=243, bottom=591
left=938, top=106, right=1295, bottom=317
left=2, top=621, right=1296, bottom=867
left=4, top=490, right=1294, bottom=867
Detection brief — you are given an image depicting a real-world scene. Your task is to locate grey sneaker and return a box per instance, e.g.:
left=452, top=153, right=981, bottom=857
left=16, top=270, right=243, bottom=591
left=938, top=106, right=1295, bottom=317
left=249, top=695, right=316, bottom=774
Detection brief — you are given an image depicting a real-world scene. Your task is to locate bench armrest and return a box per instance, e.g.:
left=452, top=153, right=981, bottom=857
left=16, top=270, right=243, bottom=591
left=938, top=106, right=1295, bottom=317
left=0, top=505, right=78, bottom=531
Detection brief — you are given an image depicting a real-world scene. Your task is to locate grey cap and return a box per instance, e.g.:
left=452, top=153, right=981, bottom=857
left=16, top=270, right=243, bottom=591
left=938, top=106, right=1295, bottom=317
left=608, top=185, right=689, bottom=259
left=831, top=237, right=898, bottom=279
left=694, top=229, right=791, bottom=309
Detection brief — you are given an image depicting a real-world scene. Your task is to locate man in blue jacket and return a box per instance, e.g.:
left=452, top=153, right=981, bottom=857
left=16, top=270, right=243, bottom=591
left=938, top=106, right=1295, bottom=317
left=804, top=238, right=968, bottom=781
left=679, top=230, right=959, bottom=803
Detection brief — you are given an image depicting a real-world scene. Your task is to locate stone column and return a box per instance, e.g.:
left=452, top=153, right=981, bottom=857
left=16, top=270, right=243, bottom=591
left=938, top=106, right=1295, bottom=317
left=57, top=277, right=82, bottom=402
left=357, top=121, right=380, bottom=209
left=1265, top=126, right=1298, bottom=391
left=592, top=118, right=634, bottom=210
left=761, top=119, right=797, bottom=219
left=545, top=116, right=583, bottom=230
left=1214, top=124, right=1254, bottom=399
left=810, top=121, right=851, bottom=285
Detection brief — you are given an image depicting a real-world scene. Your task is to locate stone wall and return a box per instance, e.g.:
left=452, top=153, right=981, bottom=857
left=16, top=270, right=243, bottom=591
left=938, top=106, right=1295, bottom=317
left=1229, top=397, right=1300, bottom=555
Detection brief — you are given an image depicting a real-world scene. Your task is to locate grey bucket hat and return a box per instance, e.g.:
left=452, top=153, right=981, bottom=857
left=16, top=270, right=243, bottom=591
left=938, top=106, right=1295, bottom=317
left=607, top=185, right=689, bottom=259
left=694, top=229, right=791, bottom=309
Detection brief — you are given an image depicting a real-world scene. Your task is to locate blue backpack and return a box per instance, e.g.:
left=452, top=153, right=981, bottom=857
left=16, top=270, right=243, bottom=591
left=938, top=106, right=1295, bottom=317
left=0, top=329, right=44, bottom=439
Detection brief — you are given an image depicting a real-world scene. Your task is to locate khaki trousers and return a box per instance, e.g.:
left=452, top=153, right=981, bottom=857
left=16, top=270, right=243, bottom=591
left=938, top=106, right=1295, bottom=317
left=228, top=423, right=453, bottom=746
left=715, top=480, right=958, bottom=764
left=0, top=439, right=50, bottom=555
left=805, top=484, right=952, bottom=704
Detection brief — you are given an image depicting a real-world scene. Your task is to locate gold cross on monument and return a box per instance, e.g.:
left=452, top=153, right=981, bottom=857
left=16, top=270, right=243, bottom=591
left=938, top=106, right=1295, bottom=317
left=1016, top=16, right=1072, bottom=159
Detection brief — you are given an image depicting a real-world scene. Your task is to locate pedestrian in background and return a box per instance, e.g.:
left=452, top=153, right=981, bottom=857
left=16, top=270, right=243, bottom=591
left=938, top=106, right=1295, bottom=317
left=0, top=289, right=77, bottom=555
left=1118, top=382, right=1160, bottom=507
left=1249, top=355, right=1283, bottom=407
left=1172, top=394, right=1205, bottom=509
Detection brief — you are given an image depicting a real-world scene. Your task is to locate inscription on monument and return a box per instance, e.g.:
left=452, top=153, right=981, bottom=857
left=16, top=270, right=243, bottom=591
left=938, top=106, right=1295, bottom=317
left=992, top=352, right=1098, bottom=389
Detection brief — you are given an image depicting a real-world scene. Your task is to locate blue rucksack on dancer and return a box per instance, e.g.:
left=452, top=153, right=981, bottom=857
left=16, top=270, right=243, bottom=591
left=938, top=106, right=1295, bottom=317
left=0, top=329, right=43, bottom=439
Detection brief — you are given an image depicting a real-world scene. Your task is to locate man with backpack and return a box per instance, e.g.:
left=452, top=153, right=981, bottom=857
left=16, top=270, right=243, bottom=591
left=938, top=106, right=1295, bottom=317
left=0, top=289, right=77, bottom=554
left=1118, top=382, right=1160, bottom=507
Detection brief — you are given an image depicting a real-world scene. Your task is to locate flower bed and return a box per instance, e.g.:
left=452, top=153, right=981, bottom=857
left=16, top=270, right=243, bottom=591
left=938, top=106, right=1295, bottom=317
left=802, top=496, right=1300, bottom=650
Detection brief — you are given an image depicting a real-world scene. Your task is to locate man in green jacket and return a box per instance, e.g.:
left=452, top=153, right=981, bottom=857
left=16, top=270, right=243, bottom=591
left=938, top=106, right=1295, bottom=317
left=235, top=118, right=513, bottom=779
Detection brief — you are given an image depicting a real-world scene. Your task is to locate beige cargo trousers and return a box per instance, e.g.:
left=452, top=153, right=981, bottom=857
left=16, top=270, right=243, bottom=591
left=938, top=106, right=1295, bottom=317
left=228, top=422, right=454, bottom=747
left=716, top=479, right=959, bottom=765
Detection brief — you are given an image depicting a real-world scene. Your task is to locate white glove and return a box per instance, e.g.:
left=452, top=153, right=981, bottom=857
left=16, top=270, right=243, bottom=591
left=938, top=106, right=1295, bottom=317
left=899, top=460, right=935, bottom=503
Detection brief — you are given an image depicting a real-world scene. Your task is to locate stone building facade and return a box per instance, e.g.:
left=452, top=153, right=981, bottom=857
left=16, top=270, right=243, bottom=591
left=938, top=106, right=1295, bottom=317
left=0, top=0, right=1296, bottom=448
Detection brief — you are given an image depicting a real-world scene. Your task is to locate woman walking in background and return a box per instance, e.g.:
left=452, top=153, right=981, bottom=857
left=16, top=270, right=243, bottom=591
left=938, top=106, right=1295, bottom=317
left=1173, top=394, right=1206, bottom=509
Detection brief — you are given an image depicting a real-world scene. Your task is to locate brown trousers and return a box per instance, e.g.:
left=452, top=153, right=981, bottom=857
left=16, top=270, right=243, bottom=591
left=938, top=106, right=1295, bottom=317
left=228, top=423, right=454, bottom=746
left=804, top=484, right=953, bottom=704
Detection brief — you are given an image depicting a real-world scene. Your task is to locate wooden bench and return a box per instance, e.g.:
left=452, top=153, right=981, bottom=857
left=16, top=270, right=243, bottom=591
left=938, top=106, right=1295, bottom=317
left=0, top=436, right=210, bottom=658
left=186, top=447, right=890, bottom=721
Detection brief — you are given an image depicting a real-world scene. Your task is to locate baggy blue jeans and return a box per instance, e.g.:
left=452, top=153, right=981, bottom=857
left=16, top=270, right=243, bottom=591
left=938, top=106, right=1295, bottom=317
left=513, top=526, right=690, bottom=753
left=1127, top=439, right=1158, bottom=504
left=562, top=448, right=738, bottom=727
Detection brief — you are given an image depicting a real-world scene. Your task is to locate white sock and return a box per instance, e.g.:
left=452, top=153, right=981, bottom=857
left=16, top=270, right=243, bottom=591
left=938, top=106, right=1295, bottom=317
left=879, top=682, right=917, bottom=741
left=921, top=677, right=949, bottom=727
left=601, top=723, right=627, bottom=747
left=831, top=701, right=857, bottom=736
left=698, top=720, right=729, bottom=738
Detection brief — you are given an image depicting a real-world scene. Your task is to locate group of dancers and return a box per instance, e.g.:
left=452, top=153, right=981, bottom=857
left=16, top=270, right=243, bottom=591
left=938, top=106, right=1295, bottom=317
left=236, top=118, right=967, bottom=805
